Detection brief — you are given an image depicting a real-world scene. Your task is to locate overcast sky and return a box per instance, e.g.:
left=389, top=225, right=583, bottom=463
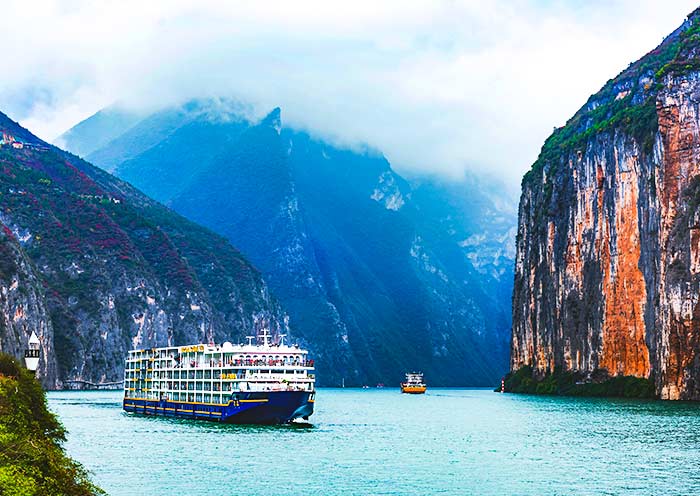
left=1, top=0, right=697, bottom=185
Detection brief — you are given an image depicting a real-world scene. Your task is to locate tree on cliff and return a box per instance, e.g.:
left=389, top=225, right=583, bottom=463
left=0, top=353, right=103, bottom=496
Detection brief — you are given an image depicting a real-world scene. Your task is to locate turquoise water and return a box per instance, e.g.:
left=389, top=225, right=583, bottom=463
left=47, top=389, right=700, bottom=495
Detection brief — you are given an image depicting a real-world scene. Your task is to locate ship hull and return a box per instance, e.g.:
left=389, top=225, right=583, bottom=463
left=123, top=391, right=314, bottom=424
left=401, top=386, right=427, bottom=394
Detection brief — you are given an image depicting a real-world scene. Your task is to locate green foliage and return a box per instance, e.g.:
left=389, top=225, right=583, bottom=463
left=501, top=366, right=655, bottom=399
left=655, top=23, right=700, bottom=79
left=0, top=353, right=103, bottom=495
left=641, top=39, right=682, bottom=77
left=0, top=236, right=20, bottom=283
left=522, top=15, right=700, bottom=188
left=524, top=95, right=659, bottom=188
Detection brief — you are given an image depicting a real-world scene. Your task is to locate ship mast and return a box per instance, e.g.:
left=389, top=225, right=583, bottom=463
left=258, top=327, right=272, bottom=347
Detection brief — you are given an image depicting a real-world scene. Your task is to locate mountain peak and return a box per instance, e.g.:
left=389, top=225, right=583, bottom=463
left=262, top=107, right=282, bottom=134
left=688, top=6, right=700, bottom=23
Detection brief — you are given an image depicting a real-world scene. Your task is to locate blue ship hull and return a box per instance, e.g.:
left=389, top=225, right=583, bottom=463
left=123, top=391, right=314, bottom=424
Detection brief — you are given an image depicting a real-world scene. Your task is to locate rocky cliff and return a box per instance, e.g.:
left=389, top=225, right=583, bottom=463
left=0, top=228, right=57, bottom=384
left=0, top=111, right=286, bottom=388
left=512, top=8, right=700, bottom=399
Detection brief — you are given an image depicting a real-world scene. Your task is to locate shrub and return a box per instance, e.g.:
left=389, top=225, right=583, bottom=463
left=501, top=365, right=656, bottom=399
left=0, top=353, right=103, bottom=495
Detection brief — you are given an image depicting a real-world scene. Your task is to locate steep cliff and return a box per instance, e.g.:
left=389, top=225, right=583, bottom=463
left=0, top=111, right=286, bottom=388
left=0, top=227, right=57, bottom=385
left=512, top=8, right=700, bottom=399
left=60, top=102, right=515, bottom=386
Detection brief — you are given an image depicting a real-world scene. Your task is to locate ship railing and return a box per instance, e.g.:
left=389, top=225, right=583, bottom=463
left=134, top=357, right=315, bottom=370
left=209, top=358, right=315, bottom=368
left=170, top=359, right=315, bottom=369
left=243, top=384, right=314, bottom=392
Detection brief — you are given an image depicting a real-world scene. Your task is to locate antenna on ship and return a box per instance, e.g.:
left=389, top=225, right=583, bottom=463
left=278, top=334, right=286, bottom=347
left=258, top=327, right=272, bottom=347
left=245, top=335, right=254, bottom=346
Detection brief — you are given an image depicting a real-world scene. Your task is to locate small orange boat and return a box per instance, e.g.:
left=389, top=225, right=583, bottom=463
left=400, top=372, right=427, bottom=394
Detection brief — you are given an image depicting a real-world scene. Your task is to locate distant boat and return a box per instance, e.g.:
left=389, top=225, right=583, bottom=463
left=401, top=372, right=427, bottom=394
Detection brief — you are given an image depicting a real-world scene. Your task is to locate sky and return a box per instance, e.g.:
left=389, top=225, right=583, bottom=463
left=1, top=0, right=698, bottom=185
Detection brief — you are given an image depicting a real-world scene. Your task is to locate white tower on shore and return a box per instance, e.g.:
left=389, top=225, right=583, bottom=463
left=24, top=331, right=40, bottom=373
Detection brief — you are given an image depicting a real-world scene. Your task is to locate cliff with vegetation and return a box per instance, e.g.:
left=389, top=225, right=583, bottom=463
left=512, top=7, right=700, bottom=399
left=0, top=110, right=286, bottom=388
left=0, top=353, right=102, bottom=495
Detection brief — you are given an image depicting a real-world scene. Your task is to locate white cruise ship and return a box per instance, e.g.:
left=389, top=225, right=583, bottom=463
left=122, top=329, right=315, bottom=424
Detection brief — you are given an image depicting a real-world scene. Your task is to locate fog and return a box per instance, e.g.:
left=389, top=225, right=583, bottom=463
left=1, top=0, right=697, bottom=184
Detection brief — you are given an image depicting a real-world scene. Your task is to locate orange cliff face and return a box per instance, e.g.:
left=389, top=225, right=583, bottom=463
left=512, top=133, right=651, bottom=382
left=511, top=7, right=700, bottom=398
left=599, top=150, right=650, bottom=378
left=655, top=78, right=700, bottom=399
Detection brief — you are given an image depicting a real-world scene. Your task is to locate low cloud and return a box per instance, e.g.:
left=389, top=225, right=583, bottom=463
left=0, top=0, right=697, bottom=184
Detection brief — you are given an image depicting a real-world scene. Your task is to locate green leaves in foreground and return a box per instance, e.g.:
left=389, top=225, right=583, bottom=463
left=0, top=354, right=103, bottom=496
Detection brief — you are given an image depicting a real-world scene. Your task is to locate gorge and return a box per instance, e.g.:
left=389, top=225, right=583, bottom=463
left=60, top=102, right=516, bottom=387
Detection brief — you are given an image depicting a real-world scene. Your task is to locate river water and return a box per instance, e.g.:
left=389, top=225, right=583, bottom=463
left=47, top=389, right=700, bottom=495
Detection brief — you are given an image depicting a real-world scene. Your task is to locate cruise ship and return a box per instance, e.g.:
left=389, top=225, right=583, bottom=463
left=122, top=330, right=315, bottom=424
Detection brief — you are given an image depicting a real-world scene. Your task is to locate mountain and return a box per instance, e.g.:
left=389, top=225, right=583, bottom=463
left=60, top=101, right=516, bottom=386
left=511, top=7, right=700, bottom=399
left=0, top=110, right=286, bottom=388
left=54, top=106, right=143, bottom=159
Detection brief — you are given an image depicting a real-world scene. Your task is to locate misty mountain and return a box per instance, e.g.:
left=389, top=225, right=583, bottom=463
left=60, top=101, right=516, bottom=386
left=0, top=110, right=286, bottom=387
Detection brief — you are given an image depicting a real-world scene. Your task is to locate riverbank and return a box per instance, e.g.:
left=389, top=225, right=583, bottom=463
left=0, top=353, right=103, bottom=495
left=500, top=366, right=655, bottom=398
